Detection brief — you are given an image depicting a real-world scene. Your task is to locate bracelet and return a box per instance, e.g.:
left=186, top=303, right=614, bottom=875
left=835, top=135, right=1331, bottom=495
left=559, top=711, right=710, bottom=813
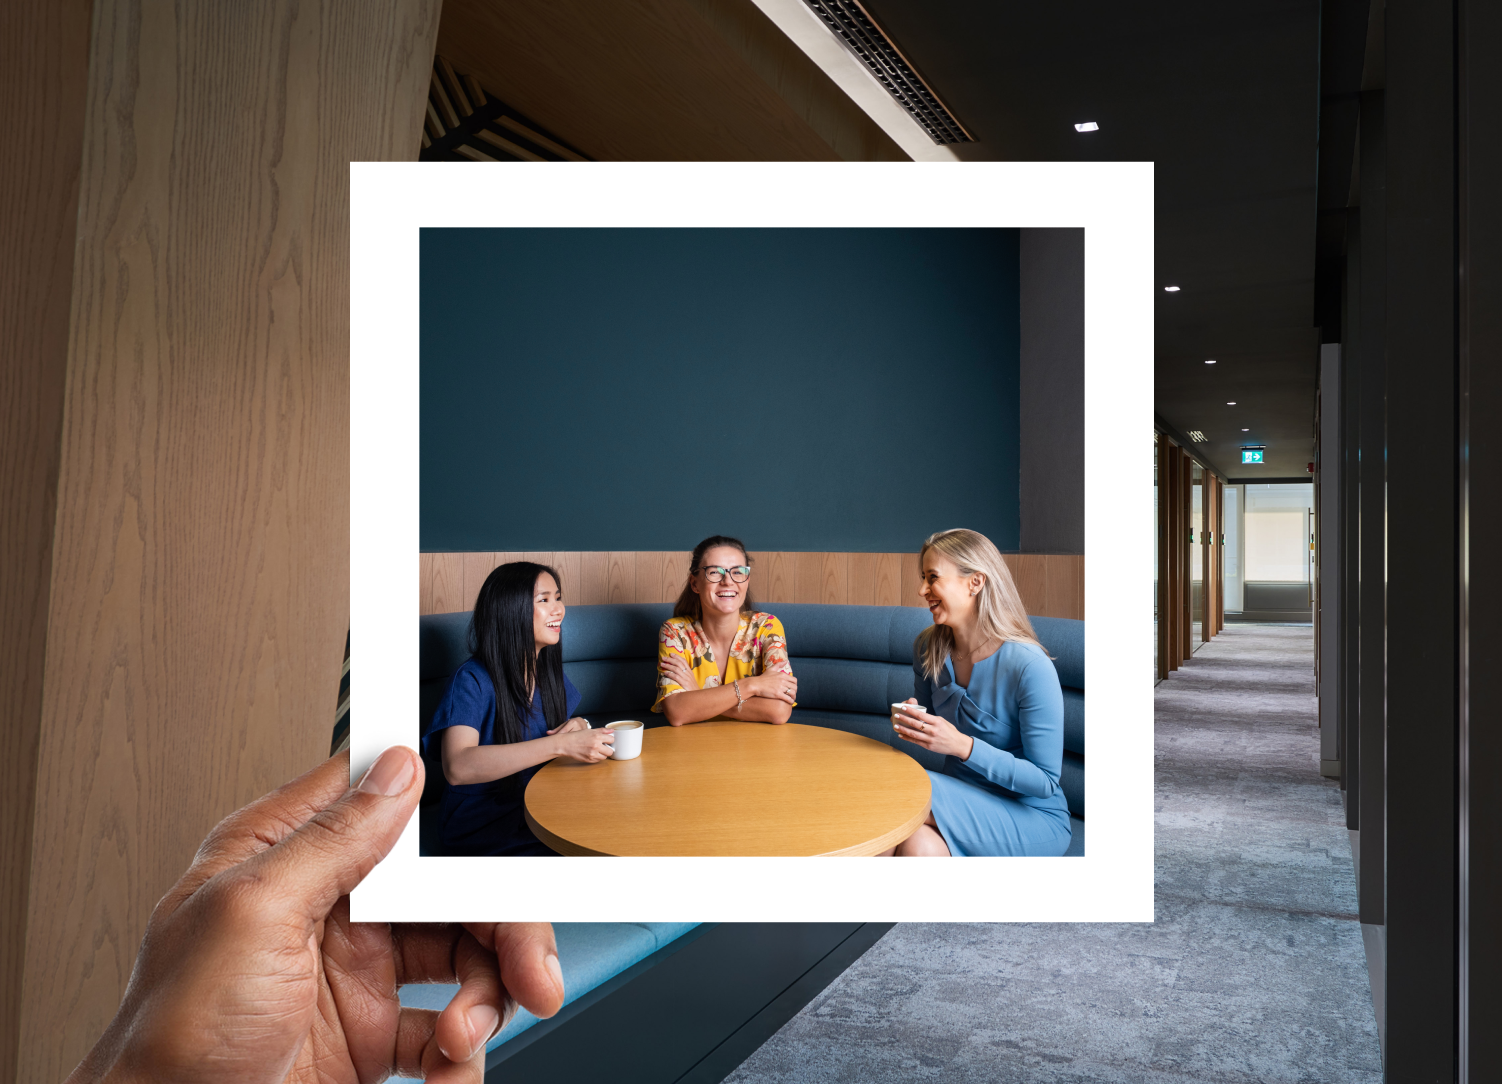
left=733, top=679, right=744, bottom=713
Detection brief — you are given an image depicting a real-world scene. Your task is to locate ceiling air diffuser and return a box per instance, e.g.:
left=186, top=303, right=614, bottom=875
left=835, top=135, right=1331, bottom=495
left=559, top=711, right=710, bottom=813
left=802, top=0, right=974, bottom=145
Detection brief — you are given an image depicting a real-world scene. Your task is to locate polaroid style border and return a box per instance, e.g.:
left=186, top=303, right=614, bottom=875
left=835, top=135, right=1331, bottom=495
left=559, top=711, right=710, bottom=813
left=349, top=161, right=1153, bottom=923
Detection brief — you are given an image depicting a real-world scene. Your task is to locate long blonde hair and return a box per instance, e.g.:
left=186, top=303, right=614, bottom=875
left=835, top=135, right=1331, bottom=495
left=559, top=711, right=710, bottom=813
left=916, top=528, right=1046, bottom=681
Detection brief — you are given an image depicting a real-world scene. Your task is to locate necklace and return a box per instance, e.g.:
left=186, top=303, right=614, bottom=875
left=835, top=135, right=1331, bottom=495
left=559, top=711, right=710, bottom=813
left=951, top=634, right=998, bottom=662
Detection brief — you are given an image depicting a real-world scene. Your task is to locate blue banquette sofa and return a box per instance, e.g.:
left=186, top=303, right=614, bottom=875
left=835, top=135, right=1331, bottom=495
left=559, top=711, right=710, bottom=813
left=418, top=602, right=1085, bottom=853
left=407, top=602, right=1084, bottom=1067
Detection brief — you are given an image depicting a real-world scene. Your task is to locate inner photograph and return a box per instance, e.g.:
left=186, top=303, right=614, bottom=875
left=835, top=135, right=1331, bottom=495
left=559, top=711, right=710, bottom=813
left=416, top=226, right=1084, bottom=857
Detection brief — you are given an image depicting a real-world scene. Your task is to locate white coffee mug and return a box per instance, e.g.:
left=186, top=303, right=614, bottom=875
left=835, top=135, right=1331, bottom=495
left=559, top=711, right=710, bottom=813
left=604, top=720, right=644, bottom=760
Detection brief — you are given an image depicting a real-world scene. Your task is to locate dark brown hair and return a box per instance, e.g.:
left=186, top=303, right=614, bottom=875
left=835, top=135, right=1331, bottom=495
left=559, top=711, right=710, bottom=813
left=672, top=535, right=756, bottom=620
left=469, top=562, right=567, bottom=745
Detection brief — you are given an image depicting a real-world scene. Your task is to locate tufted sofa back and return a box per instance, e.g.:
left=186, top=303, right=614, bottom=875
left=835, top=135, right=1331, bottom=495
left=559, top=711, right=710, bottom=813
left=419, top=603, right=1085, bottom=816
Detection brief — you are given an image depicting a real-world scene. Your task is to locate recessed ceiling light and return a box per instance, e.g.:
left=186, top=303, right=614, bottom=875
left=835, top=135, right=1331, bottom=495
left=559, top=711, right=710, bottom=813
left=1227, top=401, right=1237, bottom=405
left=1204, top=359, right=1216, bottom=365
left=1164, top=285, right=1180, bottom=292
left=1242, top=428, right=1250, bottom=431
left=1187, top=430, right=1208, bottom=443
left=1074, top=121, right=1099, bottom=132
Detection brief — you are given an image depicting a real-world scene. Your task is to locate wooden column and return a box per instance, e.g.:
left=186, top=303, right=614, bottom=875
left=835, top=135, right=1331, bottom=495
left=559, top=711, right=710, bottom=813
left=1162, top=442, right=1176, bottom=673
left=1156, top=438, right=1169, bottom=680
left=1201, top=471, right=1218, bottom=643
left=1207, top=474, right=1219, bottom=630
left=0, top=1, right=95, bottom=1075
left=1179, top=452, right=1193, bottom=663
left=9, top=3, right=441, bottom=1080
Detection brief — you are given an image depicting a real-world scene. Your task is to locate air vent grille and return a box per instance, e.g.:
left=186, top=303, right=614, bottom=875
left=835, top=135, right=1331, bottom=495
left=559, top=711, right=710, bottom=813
left=802, top=0, right=973, bottom=145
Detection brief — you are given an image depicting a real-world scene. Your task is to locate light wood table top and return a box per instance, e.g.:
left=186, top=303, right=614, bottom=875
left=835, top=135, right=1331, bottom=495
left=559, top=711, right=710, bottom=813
left=524, top=721, right=931, bottom=856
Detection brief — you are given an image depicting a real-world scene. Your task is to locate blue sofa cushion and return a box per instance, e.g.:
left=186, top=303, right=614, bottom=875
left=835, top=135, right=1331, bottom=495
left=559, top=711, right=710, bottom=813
left=1030, top=615, right=1084, bottom=690
left=394, top=921, right=700, bottom=1072
left=785, top=657, right=915, bottom=716
left=564, top=658, right=659, bottom=718
left=561, top=603, right=673, bottom=662
left=1065, top=816, right=1084, bottom=857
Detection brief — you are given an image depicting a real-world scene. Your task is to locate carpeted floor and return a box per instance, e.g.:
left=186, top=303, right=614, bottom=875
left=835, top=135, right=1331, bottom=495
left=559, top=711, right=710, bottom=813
left=724, top=625, right=1383, bottom=1083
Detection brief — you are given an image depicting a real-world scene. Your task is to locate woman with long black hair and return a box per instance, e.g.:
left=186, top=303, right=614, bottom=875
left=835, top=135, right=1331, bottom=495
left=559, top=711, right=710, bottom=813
left=424, top=561, right=614, bottom=855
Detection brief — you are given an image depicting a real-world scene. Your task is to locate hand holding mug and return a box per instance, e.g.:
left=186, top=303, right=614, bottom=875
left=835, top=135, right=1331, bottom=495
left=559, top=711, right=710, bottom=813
left=891, top=699, right=974, bottom=760
left=554, top=727, right=615, bottom=763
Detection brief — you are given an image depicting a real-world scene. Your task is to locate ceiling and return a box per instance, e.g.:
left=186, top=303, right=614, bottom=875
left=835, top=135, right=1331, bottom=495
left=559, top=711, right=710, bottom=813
left=859, top=0, right=1326, bottom=479
left=435, top=0, right=905, bottom=162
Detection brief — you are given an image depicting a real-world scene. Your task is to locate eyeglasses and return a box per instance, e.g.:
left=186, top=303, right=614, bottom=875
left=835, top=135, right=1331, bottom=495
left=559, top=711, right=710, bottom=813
left=698, top=565, right=751, bottom=583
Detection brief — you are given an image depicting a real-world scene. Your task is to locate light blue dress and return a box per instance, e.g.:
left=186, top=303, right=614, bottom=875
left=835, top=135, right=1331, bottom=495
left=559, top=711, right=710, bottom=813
left=913, top=639, right=1072, bottom=857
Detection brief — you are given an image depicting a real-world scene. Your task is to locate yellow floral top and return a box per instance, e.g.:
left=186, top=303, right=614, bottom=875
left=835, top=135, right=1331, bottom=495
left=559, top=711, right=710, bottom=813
left=651, top=612, right=794, bottom=712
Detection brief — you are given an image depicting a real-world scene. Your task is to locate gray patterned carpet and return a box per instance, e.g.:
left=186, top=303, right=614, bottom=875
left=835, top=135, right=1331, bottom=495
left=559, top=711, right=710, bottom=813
left=724, top=625, right=1383, bottom=1083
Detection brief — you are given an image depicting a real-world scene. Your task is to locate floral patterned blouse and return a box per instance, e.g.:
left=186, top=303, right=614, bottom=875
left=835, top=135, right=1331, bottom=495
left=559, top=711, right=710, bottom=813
left=651, top=612, right=794, bottom=712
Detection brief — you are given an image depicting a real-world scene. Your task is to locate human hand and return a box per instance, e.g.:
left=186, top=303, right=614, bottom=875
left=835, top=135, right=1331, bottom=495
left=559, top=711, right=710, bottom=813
left=660, top=653, right=700, bottom=691
left=64, top=749, right=565, bottom=1084
left=554, top=727, right=615, bottom=763
left=546, top=716, right=592, bottom=735
left=743, top=671, right=798, bottom=704
left=892, top=700, right=974, bottom=759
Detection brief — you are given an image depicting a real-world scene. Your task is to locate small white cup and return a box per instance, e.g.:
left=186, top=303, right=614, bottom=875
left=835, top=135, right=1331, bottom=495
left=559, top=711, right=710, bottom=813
left=890, top=703, right=927, bottom=728
left=605, top=720, right=644, bottom=760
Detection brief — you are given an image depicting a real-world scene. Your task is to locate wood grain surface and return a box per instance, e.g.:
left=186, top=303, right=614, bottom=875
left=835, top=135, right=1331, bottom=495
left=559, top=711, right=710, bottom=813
left=15, top=2, right=441, bottom=1079
left=435, top=0, right=904, bottom=162
left=0, top=1, right=93, bottom=1074
left=524, top=722, right=931, bottom=856
left=420, top=551, right=1085, bottom=619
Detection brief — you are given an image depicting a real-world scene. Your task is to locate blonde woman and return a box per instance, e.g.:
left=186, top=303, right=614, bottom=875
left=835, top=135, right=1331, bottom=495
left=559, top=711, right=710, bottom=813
left=886, top=529, right=1071, bottom=857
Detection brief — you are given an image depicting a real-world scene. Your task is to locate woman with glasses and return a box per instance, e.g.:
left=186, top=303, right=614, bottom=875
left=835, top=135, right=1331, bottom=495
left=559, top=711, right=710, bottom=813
left=652, top=535, right=798, bottom=725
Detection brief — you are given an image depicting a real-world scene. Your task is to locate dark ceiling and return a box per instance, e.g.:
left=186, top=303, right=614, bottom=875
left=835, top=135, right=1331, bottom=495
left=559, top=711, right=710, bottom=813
left=863, top=0, right=1328, bottom=479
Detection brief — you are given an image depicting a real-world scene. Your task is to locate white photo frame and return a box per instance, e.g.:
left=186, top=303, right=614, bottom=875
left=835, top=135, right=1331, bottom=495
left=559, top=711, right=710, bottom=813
left=349, top=161, right=1153, bottom=923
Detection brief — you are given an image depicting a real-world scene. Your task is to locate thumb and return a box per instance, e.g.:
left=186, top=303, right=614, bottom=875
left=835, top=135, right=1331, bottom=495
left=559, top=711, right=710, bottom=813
left=234, top=745, right=422, bottom=922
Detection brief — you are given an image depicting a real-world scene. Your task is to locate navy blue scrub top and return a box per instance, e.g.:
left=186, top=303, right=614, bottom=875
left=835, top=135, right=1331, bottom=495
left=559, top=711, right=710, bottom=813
left=423, top=658, right=581, bottom=856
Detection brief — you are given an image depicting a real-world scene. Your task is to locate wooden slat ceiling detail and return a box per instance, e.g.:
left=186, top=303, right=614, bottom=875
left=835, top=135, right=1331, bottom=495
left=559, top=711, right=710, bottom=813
left=433, top=0, right=908, bottom=162
left=421, top=55, right=590, bottom=162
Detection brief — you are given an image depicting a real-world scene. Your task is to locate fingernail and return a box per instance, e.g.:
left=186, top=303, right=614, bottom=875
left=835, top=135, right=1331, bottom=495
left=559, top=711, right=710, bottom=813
left=545, top=952, right=564, bottom=996
left=356, top=746, right=416, bottom=796
left=466, top=1004, right=500, bottom=1053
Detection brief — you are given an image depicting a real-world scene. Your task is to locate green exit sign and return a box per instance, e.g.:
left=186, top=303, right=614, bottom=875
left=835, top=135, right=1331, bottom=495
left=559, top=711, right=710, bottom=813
left=1242, top=447, right=1266, bottom=464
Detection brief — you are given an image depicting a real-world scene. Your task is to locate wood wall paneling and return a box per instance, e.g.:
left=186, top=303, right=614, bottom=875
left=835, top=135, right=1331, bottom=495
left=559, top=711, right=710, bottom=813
left=820, top=552, right=849, bottom=606
left=418, top=553, right=1084, bottom=620
left=0, top=0, right=93, bottom=1074
left=16, top=2, right=442, bottom=1079
left=605, top=552, right=635, bottom=604
left=873, top=552, right=902, bottom=607
left=1006, top=554, right=1047, bottom=616
left=793, top=551, right=823, bottom=604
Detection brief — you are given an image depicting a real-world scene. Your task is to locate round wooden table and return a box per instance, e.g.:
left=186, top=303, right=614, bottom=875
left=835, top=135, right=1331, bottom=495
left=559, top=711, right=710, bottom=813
left=523, top=721, right=932, bottom=856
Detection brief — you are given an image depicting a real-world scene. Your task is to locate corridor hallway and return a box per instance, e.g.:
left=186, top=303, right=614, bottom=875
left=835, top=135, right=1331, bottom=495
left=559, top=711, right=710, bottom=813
left=725, top=626, right=1382, bottom=1082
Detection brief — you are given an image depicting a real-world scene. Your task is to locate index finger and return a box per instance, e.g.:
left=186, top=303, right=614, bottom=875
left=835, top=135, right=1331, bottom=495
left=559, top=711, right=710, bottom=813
left=462, top=922, right=565, bottom=1021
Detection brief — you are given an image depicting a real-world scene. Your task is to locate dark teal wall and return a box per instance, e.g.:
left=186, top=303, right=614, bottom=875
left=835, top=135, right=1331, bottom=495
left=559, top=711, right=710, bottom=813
left=420, top=228, right=1020, bottom=552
